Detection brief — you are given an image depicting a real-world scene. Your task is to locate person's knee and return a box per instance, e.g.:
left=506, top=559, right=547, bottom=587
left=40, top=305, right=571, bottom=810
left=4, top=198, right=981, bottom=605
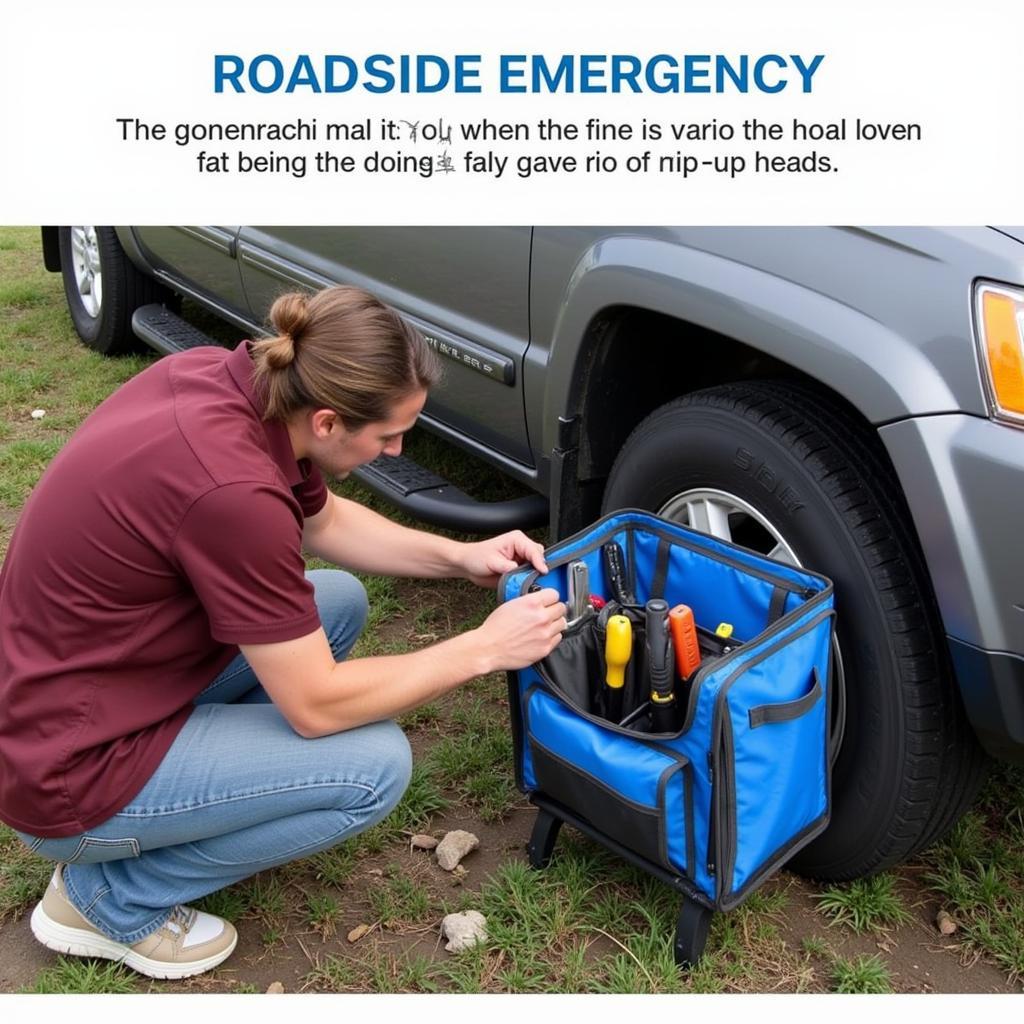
left=371, top=720, right=413, bottom=817
left=308, top=569, right=369, bottom=658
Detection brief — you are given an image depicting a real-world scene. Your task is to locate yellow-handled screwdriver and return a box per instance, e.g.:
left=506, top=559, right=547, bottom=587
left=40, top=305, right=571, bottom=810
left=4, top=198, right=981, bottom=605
left=604, top=614, right=632, bottom=723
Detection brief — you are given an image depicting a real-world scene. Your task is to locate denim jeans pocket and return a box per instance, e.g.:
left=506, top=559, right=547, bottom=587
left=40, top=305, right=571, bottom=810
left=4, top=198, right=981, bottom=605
left=26, top=833, right=141, bottom=864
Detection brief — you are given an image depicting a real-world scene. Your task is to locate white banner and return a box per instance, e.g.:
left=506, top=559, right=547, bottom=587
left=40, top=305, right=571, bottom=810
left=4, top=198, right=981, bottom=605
left=1, top=0, right=1022, bottom=223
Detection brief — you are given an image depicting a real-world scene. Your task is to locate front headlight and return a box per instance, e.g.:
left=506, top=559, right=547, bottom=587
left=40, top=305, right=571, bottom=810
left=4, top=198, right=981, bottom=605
left=974, top=281, right=1024, bottom=426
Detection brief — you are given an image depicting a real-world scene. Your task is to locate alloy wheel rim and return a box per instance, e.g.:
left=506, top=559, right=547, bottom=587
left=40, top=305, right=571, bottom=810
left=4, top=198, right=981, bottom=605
left=657, top=486, right=846, bottom=761
left=70, top=226, right=102, bottom=318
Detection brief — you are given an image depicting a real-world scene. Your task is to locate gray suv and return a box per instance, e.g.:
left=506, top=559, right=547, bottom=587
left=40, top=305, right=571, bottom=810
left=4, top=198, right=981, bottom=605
left=41, top=225, right=1024, bottom=884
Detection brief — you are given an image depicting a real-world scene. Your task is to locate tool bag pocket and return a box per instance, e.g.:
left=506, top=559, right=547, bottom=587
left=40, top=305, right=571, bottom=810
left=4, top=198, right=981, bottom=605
left=526, top=686, right=695, bottom=877
left=537, top=615, right=605, bottom=712
left=501, top=509, right=835, bottom=912
left=537, top=602, right=651, bottom=727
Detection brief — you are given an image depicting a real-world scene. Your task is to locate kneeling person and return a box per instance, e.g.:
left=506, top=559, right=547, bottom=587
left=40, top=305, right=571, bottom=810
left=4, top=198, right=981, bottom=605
left=0, top=286, right=565, bottom=978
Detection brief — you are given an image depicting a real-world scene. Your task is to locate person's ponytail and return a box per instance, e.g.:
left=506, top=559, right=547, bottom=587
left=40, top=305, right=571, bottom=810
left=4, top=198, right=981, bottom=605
left=249, top=286, right=440, bottom=425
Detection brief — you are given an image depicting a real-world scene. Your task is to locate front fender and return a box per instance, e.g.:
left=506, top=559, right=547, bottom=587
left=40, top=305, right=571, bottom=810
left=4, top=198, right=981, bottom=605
left=527, top=229, right=983, bottom=457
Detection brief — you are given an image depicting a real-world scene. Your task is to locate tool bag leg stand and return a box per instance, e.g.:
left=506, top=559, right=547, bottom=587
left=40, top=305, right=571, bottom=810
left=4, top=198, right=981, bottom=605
left=674, top=897, right=713, bottom=968
left=526, top=808, right=563, bottom=869
left=527, top=804, right=713, bottom=969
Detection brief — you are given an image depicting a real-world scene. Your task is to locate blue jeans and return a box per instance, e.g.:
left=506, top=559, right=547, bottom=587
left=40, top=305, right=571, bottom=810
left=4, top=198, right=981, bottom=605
left=19, top=570, right=412, bottom=944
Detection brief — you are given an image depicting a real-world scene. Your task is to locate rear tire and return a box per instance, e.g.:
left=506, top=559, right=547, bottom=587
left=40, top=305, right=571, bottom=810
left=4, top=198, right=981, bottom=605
left=58, top=226, right=176, bottom=356
left=601, top=381, right=988, bottom=879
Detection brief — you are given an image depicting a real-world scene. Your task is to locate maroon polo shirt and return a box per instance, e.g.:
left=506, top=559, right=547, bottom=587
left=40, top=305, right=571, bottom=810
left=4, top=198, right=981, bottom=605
left=0, top=341, right=328, bottom=837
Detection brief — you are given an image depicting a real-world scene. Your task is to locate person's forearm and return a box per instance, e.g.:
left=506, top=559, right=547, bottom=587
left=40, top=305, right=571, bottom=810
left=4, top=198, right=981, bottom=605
left=299, top=630, right=495, bottom=737
left=305, top=495, right=465, bottom=578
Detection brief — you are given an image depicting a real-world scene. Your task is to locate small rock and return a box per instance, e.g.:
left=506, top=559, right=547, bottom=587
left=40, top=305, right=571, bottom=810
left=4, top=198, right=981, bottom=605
left=441, top=910, right=488, bottom=953
left=347, top=923, right=372, bottom=943
left=410, top=834, right=438, bottom=850
left=435, top=830, right=479, bottom=871
left=30, top=409, right=46, bottom=420
left=367, top=868, right=384, bottom=878
left=265, top=982, right=285, bottom=994
left=936, top=910, right=958, bottom=935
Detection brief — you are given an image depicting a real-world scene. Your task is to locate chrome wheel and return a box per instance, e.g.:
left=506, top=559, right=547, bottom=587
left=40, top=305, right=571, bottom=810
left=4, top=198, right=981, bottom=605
left=658, top=488, right=800, bottom=565
left=70, top=226, right=102, bottom=318
left=658, top=486, right=846, bottom=760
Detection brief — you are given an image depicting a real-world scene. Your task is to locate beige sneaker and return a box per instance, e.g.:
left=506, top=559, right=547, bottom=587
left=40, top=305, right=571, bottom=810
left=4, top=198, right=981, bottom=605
left=30, top=865, right=238, bottom=980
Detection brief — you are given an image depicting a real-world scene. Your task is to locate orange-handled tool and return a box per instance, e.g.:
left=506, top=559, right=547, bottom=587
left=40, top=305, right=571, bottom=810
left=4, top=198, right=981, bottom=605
left=604, top=614, right=632, bottom=722
left=669, top=604, right=701, bottom=678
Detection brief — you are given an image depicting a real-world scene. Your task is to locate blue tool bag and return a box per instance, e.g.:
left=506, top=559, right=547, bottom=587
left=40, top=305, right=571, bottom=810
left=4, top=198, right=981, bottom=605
left=500, top=509, right=835, bottom=965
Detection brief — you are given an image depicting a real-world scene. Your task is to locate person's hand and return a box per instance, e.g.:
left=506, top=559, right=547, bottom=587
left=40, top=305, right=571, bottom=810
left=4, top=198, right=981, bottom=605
left=459, top=530, right=549, bottom=588
left=472, top=589, right=567, bottom=672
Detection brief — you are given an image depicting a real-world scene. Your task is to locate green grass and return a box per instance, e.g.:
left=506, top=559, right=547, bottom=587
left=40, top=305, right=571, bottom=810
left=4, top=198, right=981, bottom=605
left=306, top=891, right=343, bottom=937
left=0, top=824, right=54, bottom=923
left=196, top=871, right=290, bottom=926
left=307, top=844, right=359, bottom=888
left=366, top=869, right=432, bottom=926
left=0, top=364, right=55, bottom=407
left=816, top=873, right=913, bottom=933
left=0, top=280, right=48, bottom=309
left=424, top=689, right=517, bottom=821
left=831, top=953, right=892, bottom=994
left=800, top=934, right=832, bottom=959
left=354, top=574, right=406, bottom=642
left=22, top=956, right=140, bottom=994
left=365, top=951, right=441, bottom=993
left=301, top=953, right=362, bottom=992
left=398, top=701, right=443, bottom=729
left=0, top=438, right=64, bottom=505
left=922, top=763, right=1024, bottom=981
left=194, top=886, right=249, bottom=923
left=238, top=874, right=288, bottom=921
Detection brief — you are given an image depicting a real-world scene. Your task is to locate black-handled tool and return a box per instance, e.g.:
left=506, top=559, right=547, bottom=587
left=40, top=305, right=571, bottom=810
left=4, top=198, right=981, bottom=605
left=602, top=542, right=636, bottom=606
left=646, top=598, right=678, bottom=732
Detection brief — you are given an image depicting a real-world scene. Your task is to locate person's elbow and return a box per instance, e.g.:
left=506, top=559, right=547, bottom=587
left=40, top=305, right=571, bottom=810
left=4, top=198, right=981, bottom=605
left=277, top=693, right=362, bottom=739
left=286, top=708, right=333, bottom=740
left=275, top=677, right=381, bottom=738
left=238, top=631, right=351, bottom=739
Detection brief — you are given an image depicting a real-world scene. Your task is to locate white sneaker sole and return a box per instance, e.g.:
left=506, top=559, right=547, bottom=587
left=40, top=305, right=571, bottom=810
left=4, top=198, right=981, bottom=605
left=30, top=901, right=237, bottom=980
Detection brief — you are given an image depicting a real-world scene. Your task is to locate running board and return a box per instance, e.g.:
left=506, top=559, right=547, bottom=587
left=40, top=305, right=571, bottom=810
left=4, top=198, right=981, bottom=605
left=132, top=303, right=221, bottom=355
left=131, top=304, right=549, bottom=535
left=353, top=455, right=548, bottom=534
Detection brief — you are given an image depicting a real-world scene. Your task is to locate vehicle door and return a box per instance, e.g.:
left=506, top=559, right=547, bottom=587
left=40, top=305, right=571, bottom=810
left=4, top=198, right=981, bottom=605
left=129, top=227, right=248, bottom=322
left=236, top=227, right=533, bottom=465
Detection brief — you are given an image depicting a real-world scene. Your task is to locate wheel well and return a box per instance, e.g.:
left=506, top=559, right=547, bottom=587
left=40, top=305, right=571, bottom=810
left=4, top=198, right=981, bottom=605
left=564, top=305, right=891, bottom=528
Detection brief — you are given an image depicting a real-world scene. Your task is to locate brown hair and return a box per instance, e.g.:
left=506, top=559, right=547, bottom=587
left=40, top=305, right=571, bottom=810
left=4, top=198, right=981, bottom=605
left=250, top=286, right=441, bottom=427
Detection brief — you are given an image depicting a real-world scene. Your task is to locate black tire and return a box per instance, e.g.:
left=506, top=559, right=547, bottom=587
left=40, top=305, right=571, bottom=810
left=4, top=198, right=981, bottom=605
left=601, top=381, right=988, bottom=880
left=58, top=226, right=175, bottom=356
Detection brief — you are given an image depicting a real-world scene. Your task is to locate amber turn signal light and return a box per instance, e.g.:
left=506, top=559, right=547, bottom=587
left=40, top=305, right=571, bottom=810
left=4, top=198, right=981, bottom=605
left=975, top=283, right=1024, bottom=424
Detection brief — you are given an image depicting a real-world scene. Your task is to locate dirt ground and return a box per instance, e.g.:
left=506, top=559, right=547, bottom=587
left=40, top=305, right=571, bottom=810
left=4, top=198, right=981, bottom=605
left=0, top=810, right=1016, bottom=995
